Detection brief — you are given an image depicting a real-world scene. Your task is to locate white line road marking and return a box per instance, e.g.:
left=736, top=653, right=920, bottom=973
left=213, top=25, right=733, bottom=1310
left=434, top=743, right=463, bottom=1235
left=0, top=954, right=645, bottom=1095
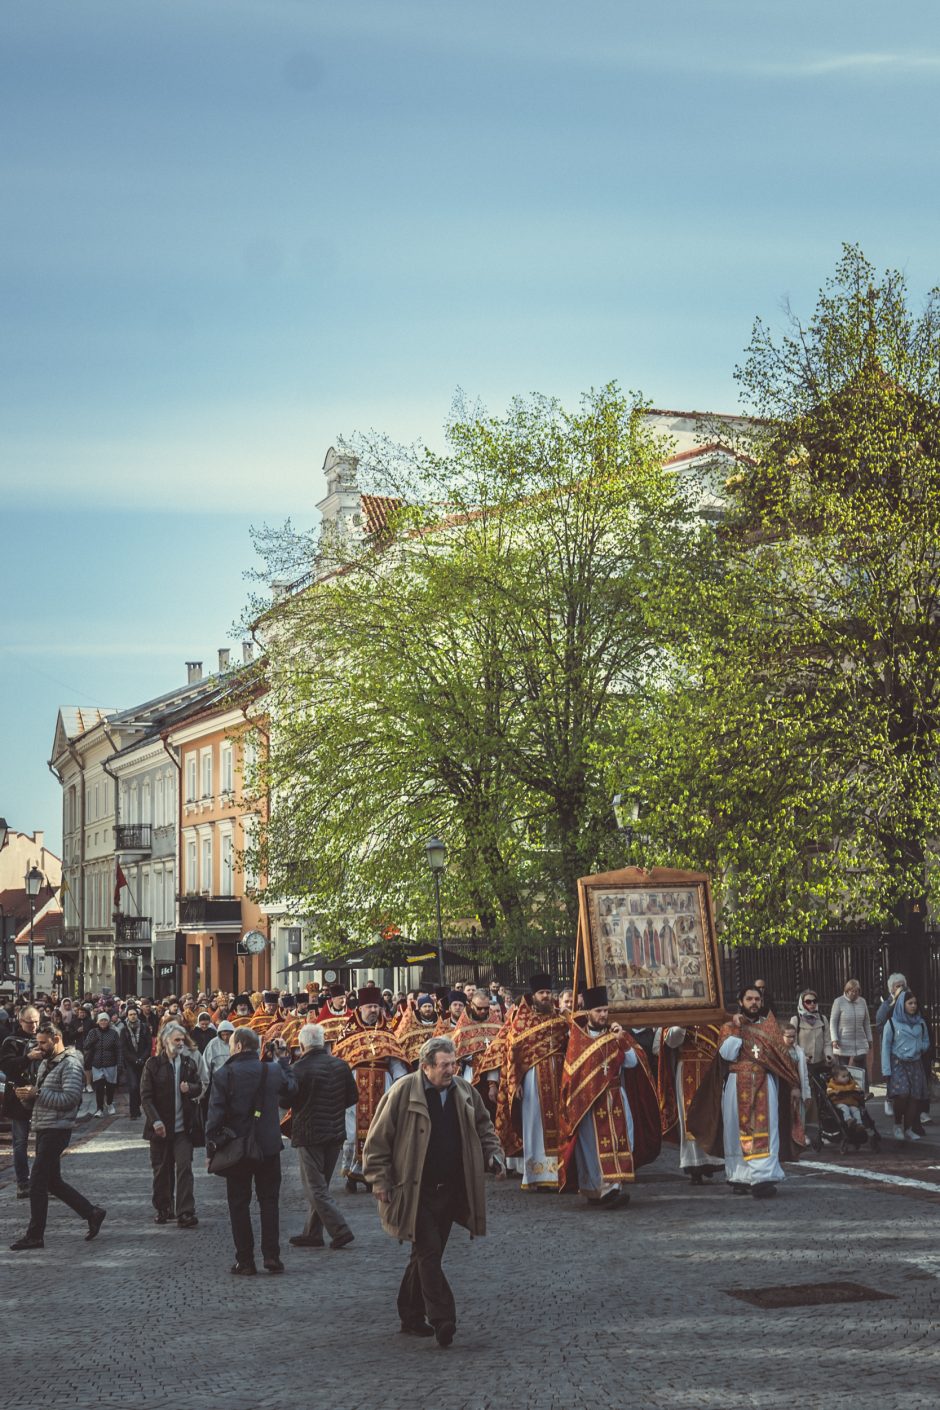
left=806, top=1160, right=940, bottom=1193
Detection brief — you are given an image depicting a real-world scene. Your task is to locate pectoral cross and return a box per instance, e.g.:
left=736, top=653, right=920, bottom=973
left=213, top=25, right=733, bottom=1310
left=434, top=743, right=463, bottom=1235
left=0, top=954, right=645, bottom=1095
left=602, top=1057, right=609, bottom=1077
left=751, top=1043, right=760, bottom=1060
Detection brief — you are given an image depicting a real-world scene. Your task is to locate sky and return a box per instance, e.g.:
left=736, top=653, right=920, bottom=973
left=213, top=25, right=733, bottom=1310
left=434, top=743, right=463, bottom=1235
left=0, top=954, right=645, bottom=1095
left=3, top=0, right=940, bottom=853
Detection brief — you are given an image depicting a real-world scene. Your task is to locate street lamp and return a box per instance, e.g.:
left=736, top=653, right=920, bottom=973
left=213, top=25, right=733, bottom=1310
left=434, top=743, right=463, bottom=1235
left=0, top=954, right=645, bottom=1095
left=424, top=837, right=447, bottom=987
left=612, top=794, right=641, bottom=852
left=25, top=865, right=43, bottom=1002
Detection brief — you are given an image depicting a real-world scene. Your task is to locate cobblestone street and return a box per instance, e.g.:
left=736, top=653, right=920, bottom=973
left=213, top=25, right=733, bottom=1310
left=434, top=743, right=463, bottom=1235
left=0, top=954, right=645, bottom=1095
left=3, top=1097, right=939, bottom=1410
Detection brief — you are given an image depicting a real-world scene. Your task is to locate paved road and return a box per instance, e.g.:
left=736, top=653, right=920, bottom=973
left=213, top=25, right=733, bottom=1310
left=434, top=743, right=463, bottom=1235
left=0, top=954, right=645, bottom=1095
left=2, top=1091, right=939, bottom=1410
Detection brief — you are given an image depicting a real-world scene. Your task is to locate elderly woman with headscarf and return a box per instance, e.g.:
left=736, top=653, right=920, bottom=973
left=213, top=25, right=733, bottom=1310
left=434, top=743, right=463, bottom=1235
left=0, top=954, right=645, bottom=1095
left=882, top=991, right=931, bottom=1142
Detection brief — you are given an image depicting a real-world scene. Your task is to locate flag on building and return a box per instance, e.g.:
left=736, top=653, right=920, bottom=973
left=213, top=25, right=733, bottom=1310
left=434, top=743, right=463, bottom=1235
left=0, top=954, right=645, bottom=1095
left=115, top=861, right=128, bottom=909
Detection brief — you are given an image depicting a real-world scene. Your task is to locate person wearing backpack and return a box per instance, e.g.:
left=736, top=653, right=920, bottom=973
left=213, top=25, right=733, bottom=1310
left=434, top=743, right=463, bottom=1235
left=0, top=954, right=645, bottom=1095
left=206, top=1025, right=297, bottom=1275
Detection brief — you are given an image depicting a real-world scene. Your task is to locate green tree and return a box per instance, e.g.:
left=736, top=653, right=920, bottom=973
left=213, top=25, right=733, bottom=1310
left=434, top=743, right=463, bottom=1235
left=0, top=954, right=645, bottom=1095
left=247, top=385, right=701, bottom=954
left=620, top=245, right=940, bottom=944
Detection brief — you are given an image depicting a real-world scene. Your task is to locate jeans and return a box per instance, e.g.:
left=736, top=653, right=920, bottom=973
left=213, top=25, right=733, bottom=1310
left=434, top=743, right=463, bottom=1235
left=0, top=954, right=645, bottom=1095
left=297, top=1140, right=349, bottom=1241
left=126, top=1065, right=144, bottom=1118
left=93, top=1077, right=116, bottom=1111
left=10, top=1118, right=30, bottom=1187
left=27, top=1129, right=95, bottom=1239
left=397, top=1183, right=466, bottom=1329
left=225, top=1153, right=281, bottom=1264
left=149, top=1132, right=195, bottom=1218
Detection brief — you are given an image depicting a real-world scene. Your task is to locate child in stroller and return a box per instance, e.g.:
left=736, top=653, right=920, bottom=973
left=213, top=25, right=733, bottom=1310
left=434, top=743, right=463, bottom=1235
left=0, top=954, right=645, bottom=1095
left=816, top=1064, right=881, bottom=1154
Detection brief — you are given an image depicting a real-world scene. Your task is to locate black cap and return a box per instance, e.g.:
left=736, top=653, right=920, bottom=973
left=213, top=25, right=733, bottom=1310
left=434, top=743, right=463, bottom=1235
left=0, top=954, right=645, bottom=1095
left=528, top=973, right=553, bottom=994
left=582, top=985, right=609, bottom=1009
left=448, top=990, right=467, bottom=1006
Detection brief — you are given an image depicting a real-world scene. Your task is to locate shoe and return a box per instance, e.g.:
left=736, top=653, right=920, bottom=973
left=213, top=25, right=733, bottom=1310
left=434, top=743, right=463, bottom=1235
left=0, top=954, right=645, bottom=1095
left=752, top=1183, right=777, bottom=1199
left=289, top=1233, right=325, bottom=1248
left=93, top=1109, right=103, bottom=1118
left=702, top=1167, right=717, bottom=1179
left=177, top=1214, right=199, bottom=1228
left=921, top=1113, right=931, bottom=1124
left=231, top=1261, right=257, bottom=1275
left=400, top=1321, right=435, bottom=1337
left=435, top=1320, right=456, bottom=1348
left=598, top=1189, right=622, bottom=1208
left=16, top=1184, right=30, bottom=1200
left=345, top=1176, right=358, bottom=1194
left=729, top=1183, right=749, bottom=1195
left=85, top=1207, right=106, bottom=1241
left=689, top=1171, right=703, bottom=1186
left=153, top=1210, right=171, bottom=1225
left=9, top=1236, right=44, bottom=1251
left=106, top=1104, right=116, bottom=1116
left=330, top=1230, right=355, bottom=1249
left=908, top=1130, right=923, bottom=1141
left=263, top=1258, right=285, bottom=1273
left=893, top=1125, right=905, bottom=1140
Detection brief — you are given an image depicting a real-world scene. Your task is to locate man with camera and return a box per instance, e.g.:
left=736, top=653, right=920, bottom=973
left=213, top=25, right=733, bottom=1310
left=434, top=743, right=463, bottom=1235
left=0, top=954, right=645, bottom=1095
left=9, top=1024, right=106, bottom=1250
left=1, top=1004, right=41, bottom=1198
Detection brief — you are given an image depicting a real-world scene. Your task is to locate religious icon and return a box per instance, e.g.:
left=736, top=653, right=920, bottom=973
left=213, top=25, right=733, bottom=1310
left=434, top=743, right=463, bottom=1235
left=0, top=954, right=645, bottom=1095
left=576, top=866, right=725, bottom=1028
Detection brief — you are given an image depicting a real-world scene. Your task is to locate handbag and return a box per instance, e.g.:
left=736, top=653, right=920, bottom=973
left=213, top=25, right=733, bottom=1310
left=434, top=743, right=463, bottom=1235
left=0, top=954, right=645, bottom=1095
left=207, top=1064, right=268, bottom=1176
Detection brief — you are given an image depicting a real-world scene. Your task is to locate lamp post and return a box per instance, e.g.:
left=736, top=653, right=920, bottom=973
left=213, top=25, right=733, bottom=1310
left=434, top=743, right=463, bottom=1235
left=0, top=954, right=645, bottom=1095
left=424, top=837, right=447, bottom=987
left=25, top=865, right=43, bottom=1002
left=612, top=794, right=641, bottom=854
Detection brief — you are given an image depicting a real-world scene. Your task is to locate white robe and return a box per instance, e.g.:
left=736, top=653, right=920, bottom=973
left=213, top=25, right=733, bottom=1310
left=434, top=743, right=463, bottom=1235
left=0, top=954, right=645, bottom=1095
left=520, top=1064, right=565, bottom=1189
left=719, top=1034, right=785, bottom=1185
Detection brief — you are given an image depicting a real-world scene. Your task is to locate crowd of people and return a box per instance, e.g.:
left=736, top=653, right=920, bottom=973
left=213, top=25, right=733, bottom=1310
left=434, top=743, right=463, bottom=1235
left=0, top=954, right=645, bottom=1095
left=1, top=970, right=935, bottom=1344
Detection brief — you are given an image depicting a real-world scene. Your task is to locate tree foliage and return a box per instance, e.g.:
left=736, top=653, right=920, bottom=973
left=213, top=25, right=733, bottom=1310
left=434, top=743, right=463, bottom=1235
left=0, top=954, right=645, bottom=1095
left=619, top=245, right=940, bottom=941
left=248, top=385, right=703, bottom=954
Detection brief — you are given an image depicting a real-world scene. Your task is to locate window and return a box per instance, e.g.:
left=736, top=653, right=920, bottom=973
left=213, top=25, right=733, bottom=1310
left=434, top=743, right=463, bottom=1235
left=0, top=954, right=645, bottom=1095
left=120, top=783, right=128, bottom=822
left=201, top=748, right=213, bottom=801
left=93, top=782, right=100, bottom=820
left=164, top=865, right=175, bottom=926
left=220, top=830, right=234, bottom=895
left=128, top=784, right=138, bottom=824
left=221, top=742, right=234, bottom=795
left=153, top=866, right=163, bottom=925
left=185, top=835, right=197, bottom=893
left=142, top=781, right=151, bottom=825
left=165, top=769, right=176, bottom=821
left=141, top=868, right=150, bottom=921
left=185, top=754, right=197, bottom=803
left=242, top=814, right=259, bottom=889
left=201, top=834, right=213, bottom=893
left=155, top=775, right=164, bottom=827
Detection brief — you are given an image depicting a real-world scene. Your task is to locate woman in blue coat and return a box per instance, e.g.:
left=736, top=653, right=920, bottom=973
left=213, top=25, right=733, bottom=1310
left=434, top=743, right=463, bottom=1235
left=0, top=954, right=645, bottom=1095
left=881, top=991, right=931, bottom=1142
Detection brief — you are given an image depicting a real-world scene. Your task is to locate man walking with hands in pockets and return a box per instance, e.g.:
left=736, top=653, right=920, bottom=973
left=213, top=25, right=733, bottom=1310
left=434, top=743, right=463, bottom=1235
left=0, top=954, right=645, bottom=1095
left=363, top=1035, right=503, bottom=1348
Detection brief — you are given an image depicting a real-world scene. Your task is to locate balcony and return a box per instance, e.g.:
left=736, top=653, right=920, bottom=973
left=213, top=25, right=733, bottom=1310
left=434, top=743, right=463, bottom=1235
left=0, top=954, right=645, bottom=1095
left=116, top=824, right=152, bottom=852
left=62, top=928, right=81, bottom=950
left=178, top=895, right=243, bottom=932
left=114, top=914, right=152, bottom=944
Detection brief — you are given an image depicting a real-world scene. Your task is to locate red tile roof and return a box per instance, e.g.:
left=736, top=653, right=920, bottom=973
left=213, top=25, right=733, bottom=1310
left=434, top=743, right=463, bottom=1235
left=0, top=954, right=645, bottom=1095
left=360, top=494, right=403, bottom=537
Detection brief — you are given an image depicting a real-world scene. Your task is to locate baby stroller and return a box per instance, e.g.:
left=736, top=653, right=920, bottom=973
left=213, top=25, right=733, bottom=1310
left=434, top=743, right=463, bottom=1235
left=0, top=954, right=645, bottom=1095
left=809, top=1066, right=881, bottom=1155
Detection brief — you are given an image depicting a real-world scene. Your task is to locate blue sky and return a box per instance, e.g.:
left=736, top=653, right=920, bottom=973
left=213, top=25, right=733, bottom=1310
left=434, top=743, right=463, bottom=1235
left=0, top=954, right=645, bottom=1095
left=3, top=0, right=940, bottom=852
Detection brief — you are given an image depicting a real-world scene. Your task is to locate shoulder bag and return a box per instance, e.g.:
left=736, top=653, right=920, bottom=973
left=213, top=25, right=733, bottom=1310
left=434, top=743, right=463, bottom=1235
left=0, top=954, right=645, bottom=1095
left=207, top=1064, right=268, bottom=1175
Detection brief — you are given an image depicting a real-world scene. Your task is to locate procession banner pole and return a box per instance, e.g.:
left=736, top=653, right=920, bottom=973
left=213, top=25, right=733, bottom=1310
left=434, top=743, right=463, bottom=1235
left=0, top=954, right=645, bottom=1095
left=571, top=915, right=583, bottom=1010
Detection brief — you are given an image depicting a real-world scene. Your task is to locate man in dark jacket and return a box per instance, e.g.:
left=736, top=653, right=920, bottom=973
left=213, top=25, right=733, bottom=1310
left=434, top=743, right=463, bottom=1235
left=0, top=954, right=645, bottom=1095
left=288, top=1022, right=358, bottom=1251
left=1, top=1006, right=41, bottom=1196
left=206, top=1026, right=297, bottom=1275
left=120, top=1005, right=152, bottom=1119
left=141, top=1025, right=203, bottom=1226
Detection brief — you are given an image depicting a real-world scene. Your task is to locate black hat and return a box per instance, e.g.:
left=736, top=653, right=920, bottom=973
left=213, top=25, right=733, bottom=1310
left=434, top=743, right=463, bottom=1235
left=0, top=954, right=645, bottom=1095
left=328, top=982, right=345, bottom=998
left=280, top=995, right=296, bottom=1009
left=448, top=990, right=467, bottom=1006
left=234, top=993, right=252, bottom=1009
left=434, top=986, right=450, bottom=1003
left=262, top=990, right=278, bottom=1004
left=357, top=985, right=384, bottom=1006
left=528, top=973, right=553, bottom=994
left=582, top=985, right=609, bottom=1009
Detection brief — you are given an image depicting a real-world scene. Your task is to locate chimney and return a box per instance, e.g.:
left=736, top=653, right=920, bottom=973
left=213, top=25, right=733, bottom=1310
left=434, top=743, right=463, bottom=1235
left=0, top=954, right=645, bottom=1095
left=242, top=640, right=255, bottom=664
left=186, top=661, right=203, bottom=684
left=218, top=648, right=231, bottom=672
left=33, top=830, right=44, bottom=852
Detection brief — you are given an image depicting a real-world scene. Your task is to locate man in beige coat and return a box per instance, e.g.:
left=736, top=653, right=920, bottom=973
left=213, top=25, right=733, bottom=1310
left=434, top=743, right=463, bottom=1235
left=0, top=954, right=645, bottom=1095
left=363, top=1034, right=503, bottom=1347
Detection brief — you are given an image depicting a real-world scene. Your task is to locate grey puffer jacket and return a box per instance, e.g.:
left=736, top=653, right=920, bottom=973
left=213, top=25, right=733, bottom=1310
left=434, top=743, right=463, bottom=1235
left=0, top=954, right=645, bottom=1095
left=31, top=1047, right=85, bottom=1130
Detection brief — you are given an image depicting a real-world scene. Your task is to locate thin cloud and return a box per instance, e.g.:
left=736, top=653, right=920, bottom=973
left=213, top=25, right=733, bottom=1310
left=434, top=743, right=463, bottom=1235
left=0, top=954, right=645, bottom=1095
left=799, top=52, right=940, bottom=76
